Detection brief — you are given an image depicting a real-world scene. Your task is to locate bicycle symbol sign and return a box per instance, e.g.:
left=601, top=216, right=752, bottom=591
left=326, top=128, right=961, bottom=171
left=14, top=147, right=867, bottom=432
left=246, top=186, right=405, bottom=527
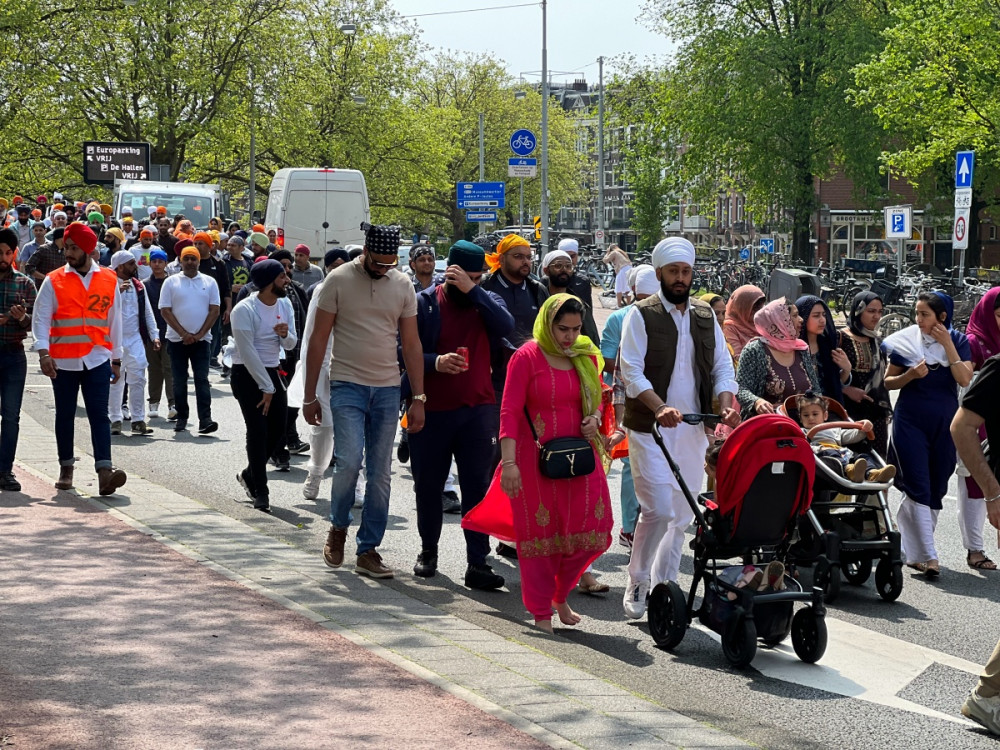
left=510, top=129, right=537, bottom=157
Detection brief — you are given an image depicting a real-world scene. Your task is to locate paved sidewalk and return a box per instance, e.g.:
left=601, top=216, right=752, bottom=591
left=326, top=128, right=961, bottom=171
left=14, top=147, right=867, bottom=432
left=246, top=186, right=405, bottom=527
left=3, top=410, right=751, bottom=750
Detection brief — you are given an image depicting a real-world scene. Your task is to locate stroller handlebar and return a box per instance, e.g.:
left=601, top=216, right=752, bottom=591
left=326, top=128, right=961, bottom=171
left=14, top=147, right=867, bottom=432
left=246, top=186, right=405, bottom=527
left=805, top=421, right=876, bottom=442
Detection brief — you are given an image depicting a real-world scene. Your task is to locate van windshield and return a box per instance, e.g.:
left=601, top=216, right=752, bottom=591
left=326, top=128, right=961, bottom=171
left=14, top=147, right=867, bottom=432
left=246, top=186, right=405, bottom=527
left=121, top=192, right=214, bottom=228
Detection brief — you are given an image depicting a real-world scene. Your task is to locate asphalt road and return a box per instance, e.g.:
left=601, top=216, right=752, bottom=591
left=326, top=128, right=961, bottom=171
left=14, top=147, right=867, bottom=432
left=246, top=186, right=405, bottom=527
left=16, top=297, right=1000, bottom=749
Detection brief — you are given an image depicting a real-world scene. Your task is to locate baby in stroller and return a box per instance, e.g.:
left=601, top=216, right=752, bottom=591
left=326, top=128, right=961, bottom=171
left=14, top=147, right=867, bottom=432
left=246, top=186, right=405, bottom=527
left=796, top=392, right=896, bottom=484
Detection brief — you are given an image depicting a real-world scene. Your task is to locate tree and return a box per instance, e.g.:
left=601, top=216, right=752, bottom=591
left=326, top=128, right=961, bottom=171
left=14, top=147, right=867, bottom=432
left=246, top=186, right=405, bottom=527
left=641, top=0, right=890, bottom=263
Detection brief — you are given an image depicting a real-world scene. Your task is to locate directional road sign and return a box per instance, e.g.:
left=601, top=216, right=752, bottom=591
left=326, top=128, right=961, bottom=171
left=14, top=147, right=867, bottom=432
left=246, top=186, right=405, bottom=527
left=954, top=207, right=970, bottom=250
left=510, top=129, right=537, bottom=157
left=508, top=158, right=537, bottom=178
left=956, top=150, right=975, bottom=189
left=739, top=247, right=750, bottom=260
left=760, top=238, right=775, bottom=255
left=83, top=141, right=151, bottom=185
left=466, top=211, right=497, bottom=222
left=884, top=205, right=911, bottom=239
left=533, top=215, right=541, bottom=241
left=456, top=182, right=506, bottom=210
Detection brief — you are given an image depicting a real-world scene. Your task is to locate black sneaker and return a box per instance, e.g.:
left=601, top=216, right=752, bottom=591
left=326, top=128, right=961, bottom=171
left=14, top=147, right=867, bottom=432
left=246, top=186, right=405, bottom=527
left=271, top=458, right=290, bottom=472
left=442, top=490, right=461, bottom=514
left=413, top=550, right=438, bottom=578
left=253, top=496, right=271, bottom=513
left=495, top=542, right=518, bottom=560
left=288, top=440, right=310, bottom=455
left=236, top=470, right=255, bottom=501
left=173, top=419, right=187, bottom=433
left=0, top=472, right=21, bottom=492
left=220, top=366, right=230, bottom=378
left=198, top=421, right=218, bottom=435
left=209, top=358, right=222, bottom=370
left=465, top=563, right=504, bottom=590
left=397, top=437, right=409, bottom=464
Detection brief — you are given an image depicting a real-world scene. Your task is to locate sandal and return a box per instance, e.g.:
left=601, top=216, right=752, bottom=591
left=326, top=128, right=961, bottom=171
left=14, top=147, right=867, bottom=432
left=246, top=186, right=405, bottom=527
left=906, top=562, right=927, bottom=573
left=925, top=560, right=941, bottom=578
left=577, top=580, right=610, bottom=595
left=968, top=551, right=998, bottom=571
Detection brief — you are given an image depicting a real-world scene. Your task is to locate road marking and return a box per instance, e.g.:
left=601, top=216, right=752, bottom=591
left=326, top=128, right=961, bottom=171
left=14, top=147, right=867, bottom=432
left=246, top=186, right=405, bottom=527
left=694, top=617, right=979, bottom=725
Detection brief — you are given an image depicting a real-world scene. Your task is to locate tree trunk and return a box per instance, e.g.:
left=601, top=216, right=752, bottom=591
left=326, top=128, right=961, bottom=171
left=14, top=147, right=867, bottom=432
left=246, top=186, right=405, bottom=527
left=792, top=166, right=817, bottom=265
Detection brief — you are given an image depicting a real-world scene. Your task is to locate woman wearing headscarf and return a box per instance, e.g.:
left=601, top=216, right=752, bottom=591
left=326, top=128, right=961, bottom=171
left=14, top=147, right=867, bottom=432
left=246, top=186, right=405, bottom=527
left=724, top=285, right=766, bottom=361
left=883, top=291, right=972, bottom=578
left=838, top=292, right=892, bottom=455
left=735, top=298, right=821, bottom=420
left=954, top=287, right=1000, bottom=570
left=796, top=295, right=850, bottom=406
left=475, top=294, right=613, bottom=633
left=700, top=292, right=727, bottom=329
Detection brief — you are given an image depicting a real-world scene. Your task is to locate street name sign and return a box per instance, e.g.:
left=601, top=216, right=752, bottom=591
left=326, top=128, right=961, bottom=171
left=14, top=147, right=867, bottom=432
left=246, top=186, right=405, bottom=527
left=83, top=141, right=151, bottom=185
left=456, top=182, right=506, bottom=209
left=466, top=211, right=497, bottom=222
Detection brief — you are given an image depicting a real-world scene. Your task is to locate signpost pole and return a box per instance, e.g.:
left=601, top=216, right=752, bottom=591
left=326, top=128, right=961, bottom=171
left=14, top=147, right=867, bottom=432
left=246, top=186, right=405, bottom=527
left=519, top=178, right=524, bottom=229
left=597, top=55, right=605, bottom=249
left=478, top=113, right=485, bottom=182
left=539, top=0, right=549, bottom=252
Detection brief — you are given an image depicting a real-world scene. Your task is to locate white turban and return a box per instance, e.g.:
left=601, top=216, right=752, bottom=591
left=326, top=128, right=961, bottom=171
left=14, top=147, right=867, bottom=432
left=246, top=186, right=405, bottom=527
left=652, top=237, right=696, bottom=269
left=110, top=249, right=136, bottom=269
left=542, top=249, right=571, bottom=269
left=627, top=265, right=642, bottom=289
left=557, top=238, right=579, bottom=254
left=634, top=266, right=659, bottom=296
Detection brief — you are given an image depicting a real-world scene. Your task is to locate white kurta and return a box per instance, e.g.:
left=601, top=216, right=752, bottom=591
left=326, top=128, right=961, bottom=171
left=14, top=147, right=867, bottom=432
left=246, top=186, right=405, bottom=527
left=109, top=279, right=158, bottom=422
left=620, top=291, right=737, bottom=586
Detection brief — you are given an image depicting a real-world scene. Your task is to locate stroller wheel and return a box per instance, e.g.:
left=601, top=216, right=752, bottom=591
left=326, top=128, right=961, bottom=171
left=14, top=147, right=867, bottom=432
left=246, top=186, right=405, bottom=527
left=814, top=557, right=841, bottom=603
left=842, top=556, right=873, bottom=586
left=791, top=607, right=827, bottom=663
left=648, top=582, right=688, bottom=650
left=875, top=557, right=904, bottom=602
left=722, top=609, right=757, bottom=668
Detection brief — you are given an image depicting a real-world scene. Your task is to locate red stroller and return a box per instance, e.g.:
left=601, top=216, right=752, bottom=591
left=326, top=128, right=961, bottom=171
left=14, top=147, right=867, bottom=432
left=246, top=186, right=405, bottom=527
left=646, top=414, right=828, bottom=668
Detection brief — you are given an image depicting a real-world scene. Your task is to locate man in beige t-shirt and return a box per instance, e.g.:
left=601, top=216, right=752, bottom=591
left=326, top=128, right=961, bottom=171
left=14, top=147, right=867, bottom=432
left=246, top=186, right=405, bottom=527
left=303, top=223, right=426, bottom=580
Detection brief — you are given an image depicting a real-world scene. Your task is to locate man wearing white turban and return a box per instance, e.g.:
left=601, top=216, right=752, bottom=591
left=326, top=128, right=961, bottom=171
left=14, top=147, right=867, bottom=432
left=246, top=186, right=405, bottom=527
left=619, top=237, right=740, bottom=619
left=545, top=237, right=600, bottom=345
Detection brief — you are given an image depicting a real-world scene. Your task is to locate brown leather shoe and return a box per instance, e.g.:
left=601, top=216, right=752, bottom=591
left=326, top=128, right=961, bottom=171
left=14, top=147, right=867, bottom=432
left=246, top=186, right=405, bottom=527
left=97, top=467, right=127, bottom=496
left=323, top=526, right=348, bottom=568
left=356, top=549, right=393, bottom=579
left=55, top=465, right=74, bottom=490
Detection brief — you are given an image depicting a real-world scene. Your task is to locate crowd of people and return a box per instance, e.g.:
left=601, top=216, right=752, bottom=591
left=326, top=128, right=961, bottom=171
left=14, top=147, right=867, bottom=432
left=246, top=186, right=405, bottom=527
left=4, top=192, right=1000, bottom=733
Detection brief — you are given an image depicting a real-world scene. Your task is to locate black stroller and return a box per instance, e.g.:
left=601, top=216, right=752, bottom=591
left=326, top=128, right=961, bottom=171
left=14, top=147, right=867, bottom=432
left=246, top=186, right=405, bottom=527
left=778, top=395, right=904, bottom=603
left=646, top=414, right=828, bottom=668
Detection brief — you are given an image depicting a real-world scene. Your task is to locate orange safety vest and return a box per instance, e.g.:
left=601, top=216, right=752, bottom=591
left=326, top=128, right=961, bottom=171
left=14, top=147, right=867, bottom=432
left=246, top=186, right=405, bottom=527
left=47, top=266, right=117, bottom=359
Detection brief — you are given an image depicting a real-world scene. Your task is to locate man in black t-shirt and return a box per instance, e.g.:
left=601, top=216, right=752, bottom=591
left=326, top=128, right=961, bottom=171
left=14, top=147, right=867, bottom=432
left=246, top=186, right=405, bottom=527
left=952, top=354, right=1000, bottom=734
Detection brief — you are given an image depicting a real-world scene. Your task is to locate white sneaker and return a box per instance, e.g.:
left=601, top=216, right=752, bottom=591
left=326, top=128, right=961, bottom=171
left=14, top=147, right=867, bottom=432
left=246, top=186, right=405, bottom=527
left=148, top=403, right=159, bottom=419
left=623, top=578, right=650, bottom=619
left=167, top=405, right=178, bottom=420
left=962, top=687, right=1000, bottom=734
left=303, top=474, right=322, bottom=501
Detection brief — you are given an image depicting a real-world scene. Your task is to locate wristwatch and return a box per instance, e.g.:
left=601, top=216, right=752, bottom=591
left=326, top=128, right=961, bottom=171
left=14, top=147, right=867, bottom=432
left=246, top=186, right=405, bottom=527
left=412, top=393, right=427, bottom=403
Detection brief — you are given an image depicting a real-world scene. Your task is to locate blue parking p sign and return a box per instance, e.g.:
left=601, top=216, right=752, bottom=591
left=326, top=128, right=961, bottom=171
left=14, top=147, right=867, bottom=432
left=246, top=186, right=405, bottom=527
left=892, top=213, right=905, bottom=234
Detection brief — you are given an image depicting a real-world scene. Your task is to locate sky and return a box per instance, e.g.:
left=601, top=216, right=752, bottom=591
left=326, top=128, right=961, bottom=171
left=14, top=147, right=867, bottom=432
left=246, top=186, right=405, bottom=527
left=390, top=0, right=672, bottom=84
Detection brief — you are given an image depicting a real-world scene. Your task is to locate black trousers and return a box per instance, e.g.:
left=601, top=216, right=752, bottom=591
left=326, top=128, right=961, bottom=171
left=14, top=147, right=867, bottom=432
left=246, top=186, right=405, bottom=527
left=230, top=364, right=287, bottom=501
left=408, top=403, right=495, bottom=565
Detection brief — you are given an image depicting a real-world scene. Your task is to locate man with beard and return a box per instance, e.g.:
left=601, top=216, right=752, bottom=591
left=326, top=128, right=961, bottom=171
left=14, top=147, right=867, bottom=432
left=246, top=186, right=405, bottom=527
left=25, top=227, right=66, bottom=288
left=303, top=223, right=426, bottom=580
left=541, top=249, right=575, bottom=297
left=230, top=259, right=297, bottom=513
left=144, top=250, right=175, bottom=420
left=12, top=204, right=33, bottom=250
left=18, top=221, right=48, bottom=266
left=108, top=251, right=159, bottom=436
left=0, top=228, right=37, bottom=491
left=155, top=216, right=178, bottom=261
left=407, top=241, right=513, bottom=589
left=32, top=223, right=128, bottom=495
left=103, top=227, right=126, bottom=272
left=128, top=226, right=159, bottom=278
left=553, top=238, right=600, bottom=345
left=619, top=237, right=740, bottom=619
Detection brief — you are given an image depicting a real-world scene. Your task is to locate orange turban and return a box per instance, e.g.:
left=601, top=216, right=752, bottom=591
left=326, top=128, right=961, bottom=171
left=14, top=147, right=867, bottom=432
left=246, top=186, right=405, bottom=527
left=193, top=231, right=214, bottom=246
left=252, top=223, right=266, bottom=234
left=156, top=206, right=167, bottom=216
left=485, top=234, right=530, bottom=273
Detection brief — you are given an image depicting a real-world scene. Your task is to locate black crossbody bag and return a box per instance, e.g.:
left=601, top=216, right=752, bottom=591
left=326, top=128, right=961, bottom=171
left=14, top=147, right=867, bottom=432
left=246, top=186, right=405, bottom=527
left=524, top=407, right=596, bottom=479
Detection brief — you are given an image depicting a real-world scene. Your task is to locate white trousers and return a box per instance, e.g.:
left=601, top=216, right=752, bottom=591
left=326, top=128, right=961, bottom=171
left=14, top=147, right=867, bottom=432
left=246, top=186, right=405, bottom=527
left=109, top=337, right=148, bottom=423
left=958, top=480, right=987, bottom=552
left=896, top=494, right=940, bottom=563
left=307, top=423, right=334, bottom=477
left=627, top=424, right=708, bottom=587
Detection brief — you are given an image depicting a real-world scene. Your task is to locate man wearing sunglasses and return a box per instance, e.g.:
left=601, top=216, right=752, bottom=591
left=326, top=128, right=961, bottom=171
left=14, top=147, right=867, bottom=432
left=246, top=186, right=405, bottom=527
left=303, top=223, right=426, bottom=581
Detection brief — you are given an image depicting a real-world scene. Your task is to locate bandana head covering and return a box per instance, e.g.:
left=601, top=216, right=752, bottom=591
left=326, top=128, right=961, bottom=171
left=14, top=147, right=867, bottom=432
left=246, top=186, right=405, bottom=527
left=724, top=284, right=766, bottom=359
left=532, top=293, right=605, bottom=452
left=363, top=223, right=400, bottom=255
left=652, top=237, right=695, bottom=269
left=250, top=258, right=284, bottom=289
left=409, top=244, right=434, bottom=261
left=795, top=295, right=843, bottom=404
left=966, top=287, right=1000, bottom=367
left=64, top=223, right=98, bottom=255
left=541, top=249, right=571, bottom=270
left=149, top=249, right=168, bottom=262
left=754, top=298, right=809, bottom=353
left=447, top=240, right=485, bottom=272
left=486, top=233, right=530, bottom=273
left=557, top=238, right=579, bottom=254
left=110, top=249, right=136, bottom=270
left=249, top=232, right=269, bottom=250
left=633, top=265, right=659, bottom=296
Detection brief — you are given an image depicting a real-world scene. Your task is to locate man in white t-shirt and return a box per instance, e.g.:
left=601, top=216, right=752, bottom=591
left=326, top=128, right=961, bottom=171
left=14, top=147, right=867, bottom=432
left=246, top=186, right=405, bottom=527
left=158, top=245, right=220, bottom=435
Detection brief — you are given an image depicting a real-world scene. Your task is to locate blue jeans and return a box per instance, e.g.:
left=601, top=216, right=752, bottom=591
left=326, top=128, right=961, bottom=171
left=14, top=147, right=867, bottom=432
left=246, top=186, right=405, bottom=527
left=328, top=381, right=399, bottom=555
left=51, top=360, right=113, bottom=470
left=620, top=457, right=639, bottom=535
left=167, top=340, right=212, bottom=424
left=210, top=317, right=223, bottom=361
left=0, top=349, right=27, bottom=473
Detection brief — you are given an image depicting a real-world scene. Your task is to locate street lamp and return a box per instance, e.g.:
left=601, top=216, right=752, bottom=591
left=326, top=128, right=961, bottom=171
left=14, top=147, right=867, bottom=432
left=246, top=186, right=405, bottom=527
left=338, top=22, right=357, bottom=35
left=351, top=95, right=367, bottom=105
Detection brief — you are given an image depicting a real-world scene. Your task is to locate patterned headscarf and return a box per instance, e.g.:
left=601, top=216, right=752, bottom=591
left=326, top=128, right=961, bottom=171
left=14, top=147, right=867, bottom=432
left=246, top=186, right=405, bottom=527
left=363, top=223, right=400, bottom=254
left=754, top=298, right=809, bottom=353
left=485, top=233, right=530, bottom=273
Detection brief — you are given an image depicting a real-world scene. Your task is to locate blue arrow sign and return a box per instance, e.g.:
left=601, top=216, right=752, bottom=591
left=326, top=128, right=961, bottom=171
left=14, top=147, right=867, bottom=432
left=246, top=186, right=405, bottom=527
left=466, top=211, right=497, bottom=222
left=510, top=129, right=537, bottom=157
left=956, top=150, right=975, bottom=189
left=457, top=181, right=505, bottom=209
left=739, top=247, right=750, bottom=260
left=760, top=238, right=775, bottom=255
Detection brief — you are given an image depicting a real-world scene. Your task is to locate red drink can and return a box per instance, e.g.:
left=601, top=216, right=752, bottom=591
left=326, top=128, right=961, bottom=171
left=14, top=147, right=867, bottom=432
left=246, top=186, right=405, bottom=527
left=457, top=346, right=469, bottom=367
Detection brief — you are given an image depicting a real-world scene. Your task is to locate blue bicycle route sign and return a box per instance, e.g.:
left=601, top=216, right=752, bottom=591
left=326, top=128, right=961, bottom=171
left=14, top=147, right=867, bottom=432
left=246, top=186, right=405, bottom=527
left=510, top=129, right=537, bottom=157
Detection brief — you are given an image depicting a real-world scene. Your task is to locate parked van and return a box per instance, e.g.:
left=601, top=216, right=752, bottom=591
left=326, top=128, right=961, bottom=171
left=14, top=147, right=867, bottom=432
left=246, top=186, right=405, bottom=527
left=113, top=180, right=229, bottom=229
left=265, top=168, right=369, bottom=259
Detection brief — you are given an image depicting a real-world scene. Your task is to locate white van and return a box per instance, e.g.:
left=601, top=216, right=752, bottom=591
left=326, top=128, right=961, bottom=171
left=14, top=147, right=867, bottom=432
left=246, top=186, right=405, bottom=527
left=113, top=180, right=229, bottom=229
left=265, top=168, right=370, bottom=259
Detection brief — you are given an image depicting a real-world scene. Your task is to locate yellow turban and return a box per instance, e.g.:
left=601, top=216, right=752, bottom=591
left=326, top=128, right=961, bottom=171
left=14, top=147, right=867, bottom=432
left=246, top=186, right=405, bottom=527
left=485, top=234, right=530, bottom=273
